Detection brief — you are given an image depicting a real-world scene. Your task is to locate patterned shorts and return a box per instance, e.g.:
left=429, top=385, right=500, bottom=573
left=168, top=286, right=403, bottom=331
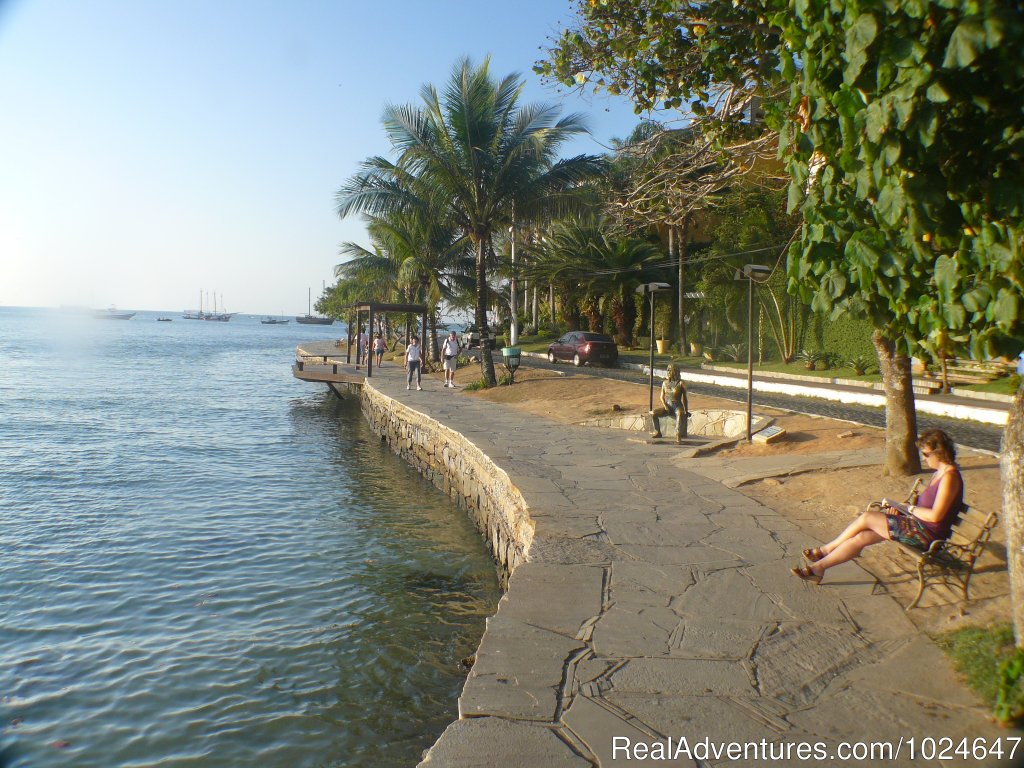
left=886, top=513, right=938, bottom=550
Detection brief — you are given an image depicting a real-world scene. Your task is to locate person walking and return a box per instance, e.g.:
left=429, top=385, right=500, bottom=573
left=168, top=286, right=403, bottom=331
left=405, top=335, right=423, bottom=390
left=373, top=333, right=386, bottom=367
left=357, top=327, right=368, bottom=365
left=441, top=330, right=461, bottom=388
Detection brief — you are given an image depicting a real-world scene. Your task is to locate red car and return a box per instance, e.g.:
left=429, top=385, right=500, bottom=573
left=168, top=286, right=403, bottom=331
left=547, top=332, right=619, bottom=367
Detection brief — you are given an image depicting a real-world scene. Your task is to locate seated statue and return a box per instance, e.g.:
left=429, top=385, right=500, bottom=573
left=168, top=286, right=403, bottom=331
left=650, top=363, right=690, bottom=444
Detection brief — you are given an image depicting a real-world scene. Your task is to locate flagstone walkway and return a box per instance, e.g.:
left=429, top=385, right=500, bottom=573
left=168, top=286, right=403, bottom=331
left=326, top=359, right=1013, bottom=767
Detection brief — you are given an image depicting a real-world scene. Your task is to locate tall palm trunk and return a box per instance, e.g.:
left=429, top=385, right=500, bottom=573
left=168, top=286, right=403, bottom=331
left=872, top=330, right=921, bottom=476
left=476, top=237, right=497, bottom=386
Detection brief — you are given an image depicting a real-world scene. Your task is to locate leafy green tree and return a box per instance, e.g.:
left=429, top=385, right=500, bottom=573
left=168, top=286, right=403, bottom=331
left=337, top=57, right=604, bottom=386
left=546, top=0, right=1024, bottom=639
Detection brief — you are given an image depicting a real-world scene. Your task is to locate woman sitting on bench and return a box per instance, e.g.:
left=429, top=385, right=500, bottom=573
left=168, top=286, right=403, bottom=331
left=791, top=428, right=965, bottom=584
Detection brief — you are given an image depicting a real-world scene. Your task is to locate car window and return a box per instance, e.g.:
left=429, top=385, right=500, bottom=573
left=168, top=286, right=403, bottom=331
left=557, top=334, right=569, bottom=343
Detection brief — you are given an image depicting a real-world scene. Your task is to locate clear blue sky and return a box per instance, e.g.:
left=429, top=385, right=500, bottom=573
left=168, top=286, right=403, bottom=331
left=0, top=0, right=643, bottom=315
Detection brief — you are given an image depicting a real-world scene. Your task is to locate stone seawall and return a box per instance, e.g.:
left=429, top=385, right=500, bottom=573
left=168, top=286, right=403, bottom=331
left=359, top=380, right=533, bottom=586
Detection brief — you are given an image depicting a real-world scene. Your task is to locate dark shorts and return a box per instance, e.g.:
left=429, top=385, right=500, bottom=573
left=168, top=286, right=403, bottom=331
left=887, top=513, right=939, bottom=550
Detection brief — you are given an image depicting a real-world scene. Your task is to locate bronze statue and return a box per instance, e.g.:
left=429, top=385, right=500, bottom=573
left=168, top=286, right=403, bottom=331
left=650, top=363, right=690, bottom=443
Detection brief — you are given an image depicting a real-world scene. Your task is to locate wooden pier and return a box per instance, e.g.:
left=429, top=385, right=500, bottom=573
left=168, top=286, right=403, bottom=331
left=292, top=344, right=366, bottom=396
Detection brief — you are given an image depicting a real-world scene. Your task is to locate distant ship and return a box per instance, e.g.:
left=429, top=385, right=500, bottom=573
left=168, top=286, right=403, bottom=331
left=295, top=288, right=333, bottom=325
left=261, top=316, right=289, bottom=325
left=157, top=317, right=173, bottom=322
left=94, top=306, right=135, bottom=320
left=184, top=291, right=236, bottom=321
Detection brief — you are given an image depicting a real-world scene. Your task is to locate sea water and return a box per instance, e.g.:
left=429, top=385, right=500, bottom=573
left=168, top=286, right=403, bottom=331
left=0, top=307, right=500, bottom=768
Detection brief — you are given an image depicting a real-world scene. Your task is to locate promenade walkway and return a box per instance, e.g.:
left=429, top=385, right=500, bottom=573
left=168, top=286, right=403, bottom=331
left=340, top=363, right=1011, bottom=767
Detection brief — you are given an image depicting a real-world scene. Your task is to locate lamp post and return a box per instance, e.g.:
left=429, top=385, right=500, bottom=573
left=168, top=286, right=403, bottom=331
left=735, top=264, right=772, bottom=440
left=636, top=282, right=671, bottom=412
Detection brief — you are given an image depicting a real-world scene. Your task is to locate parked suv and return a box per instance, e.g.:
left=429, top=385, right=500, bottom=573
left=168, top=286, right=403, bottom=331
left=462, top=325, right=496, bottom=349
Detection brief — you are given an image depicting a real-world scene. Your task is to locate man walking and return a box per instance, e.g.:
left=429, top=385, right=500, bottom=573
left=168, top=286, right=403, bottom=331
left=405, top=335, right=423, bottom=391
left=441, top=330, right=461, bottom=388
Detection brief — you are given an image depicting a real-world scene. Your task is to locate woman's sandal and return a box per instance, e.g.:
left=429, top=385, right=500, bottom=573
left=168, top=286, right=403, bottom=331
left=802, top=547, right=826, bottom=563
left=790, top=565, right=823, bottom=585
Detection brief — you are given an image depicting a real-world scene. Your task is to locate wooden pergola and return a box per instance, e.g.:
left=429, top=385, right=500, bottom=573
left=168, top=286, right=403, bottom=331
left=344, top=302, right=427, bottom=379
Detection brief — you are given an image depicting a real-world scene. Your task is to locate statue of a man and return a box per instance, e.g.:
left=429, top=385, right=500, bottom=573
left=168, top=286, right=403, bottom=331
left=650, top=363, right=690, bottom=443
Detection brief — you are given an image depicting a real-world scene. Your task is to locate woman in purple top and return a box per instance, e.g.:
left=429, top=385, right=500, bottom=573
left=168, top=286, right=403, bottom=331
left=792, top=428, right=965, bottom=584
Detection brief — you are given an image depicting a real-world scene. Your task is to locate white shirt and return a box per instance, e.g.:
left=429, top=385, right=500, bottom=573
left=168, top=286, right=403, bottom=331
left=442, top=337, right=459, bottom=357
left=406, top=343, right=421, bottom=362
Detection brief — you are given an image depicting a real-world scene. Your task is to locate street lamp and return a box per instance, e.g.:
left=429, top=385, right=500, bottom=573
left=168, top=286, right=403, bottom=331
left=636, top=282, right=672, bottom=412
left=734, top=264, right=772, bottom=440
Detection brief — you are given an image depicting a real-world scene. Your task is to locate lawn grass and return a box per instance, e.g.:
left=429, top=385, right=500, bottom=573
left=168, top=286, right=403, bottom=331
left=934, top=623, right=1024, bottom=723
left=707, top=359, right=882, bottom=382
left=957, top=375, right=1022, bottom=396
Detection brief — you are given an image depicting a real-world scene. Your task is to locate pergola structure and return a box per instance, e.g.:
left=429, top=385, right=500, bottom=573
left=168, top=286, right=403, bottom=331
left=344, top=302, right=428, bottom=379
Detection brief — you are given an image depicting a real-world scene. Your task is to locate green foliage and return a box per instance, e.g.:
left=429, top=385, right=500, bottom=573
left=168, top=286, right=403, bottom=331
left=721, top=343, right=746, bottom=362
left=335, top=57, right=605, bottom=387
left=796, top=349, right=822, bottom=370
left=777, top=1, right=1024, bottom=359
left=539, top=0, right=784, bottom=118
left=847, top=354, right=877, bottom=376
left=462, top=378, right=490, bottom=392
left=936, top=623, right=1024, bottom=724
left=808, top=312, right=876, bottom=361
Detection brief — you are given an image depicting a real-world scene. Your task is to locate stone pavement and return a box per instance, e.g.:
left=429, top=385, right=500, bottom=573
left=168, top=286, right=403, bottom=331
left=337, top=363, right=1012, bottom=767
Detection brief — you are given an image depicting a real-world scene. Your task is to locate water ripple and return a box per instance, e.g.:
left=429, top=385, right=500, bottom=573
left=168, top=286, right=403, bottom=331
left=0, top=308, right=499, bottom=768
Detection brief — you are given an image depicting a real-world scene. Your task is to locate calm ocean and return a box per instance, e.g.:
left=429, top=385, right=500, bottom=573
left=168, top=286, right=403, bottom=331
left=0, top=306, right=499, bottom=768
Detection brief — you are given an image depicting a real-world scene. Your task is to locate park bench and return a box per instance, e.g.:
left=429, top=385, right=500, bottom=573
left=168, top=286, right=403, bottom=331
left=868, top=479, right=999, bottom=610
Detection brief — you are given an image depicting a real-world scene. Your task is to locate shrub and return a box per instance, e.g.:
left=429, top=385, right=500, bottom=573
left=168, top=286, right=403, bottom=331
left=721, top=343, right=746, bottom=362
left=848, top=354, right=876, bottom=376
left=819, top=351, right=843, bottom=370
left=456, top=354, right=472, bottom=366
left=796, top=349, right=822, bottom=370
left=463, top=378, right=490, bottom=391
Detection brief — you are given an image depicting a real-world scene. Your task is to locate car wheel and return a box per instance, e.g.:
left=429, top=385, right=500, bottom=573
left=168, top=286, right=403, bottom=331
left=548, top=351, right=556, bottom=364
left=573, top=353, right=582, bottom=367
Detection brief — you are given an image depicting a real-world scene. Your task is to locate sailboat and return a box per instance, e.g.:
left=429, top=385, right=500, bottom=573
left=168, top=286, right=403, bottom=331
left=295, top=288, right=333, bottom=325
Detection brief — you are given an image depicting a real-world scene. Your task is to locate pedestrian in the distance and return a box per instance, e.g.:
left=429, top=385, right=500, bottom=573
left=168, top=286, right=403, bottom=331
left=358, top=327, right=368, bottom=364
left=1017, top=350, right=1024, bottom=376
left=405, top=335, right=422, bottom=390
left=441, top=330, right=461, bottom=388
left=373, top=333, right=386, bottom=367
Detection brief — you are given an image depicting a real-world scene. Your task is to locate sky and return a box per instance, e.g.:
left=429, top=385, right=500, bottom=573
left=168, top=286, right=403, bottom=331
left=0, top=0, right=643, bottom=315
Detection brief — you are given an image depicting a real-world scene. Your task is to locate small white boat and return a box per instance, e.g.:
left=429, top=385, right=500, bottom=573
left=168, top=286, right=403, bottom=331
left=94, top=306, right=135, bottom=320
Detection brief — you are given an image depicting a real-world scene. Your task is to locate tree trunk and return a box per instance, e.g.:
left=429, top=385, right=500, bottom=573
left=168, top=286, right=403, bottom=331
left=1002, top=383, right=1024, bottom=646
left=476, top=237, right=497, bottom=386
left=678, top=216, right=690, bottom=354
left=668, top=226, right=679, bottom=347
left=871, top=330, right=922, bottom=476
left=429, top=309, right=439, bottom=362
left=549, top=283, right=556, bottom=332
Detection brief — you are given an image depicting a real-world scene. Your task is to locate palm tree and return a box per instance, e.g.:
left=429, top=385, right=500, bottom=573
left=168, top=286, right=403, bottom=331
left=337, top=206, right=473, bottom=359
left=336, top=57, right=604, bottom=386
left=529, top=217, right=662, bottom=345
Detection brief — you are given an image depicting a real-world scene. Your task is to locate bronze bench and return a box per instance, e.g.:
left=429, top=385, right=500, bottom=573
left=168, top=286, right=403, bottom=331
left=868, top=480, right=999, bottom=610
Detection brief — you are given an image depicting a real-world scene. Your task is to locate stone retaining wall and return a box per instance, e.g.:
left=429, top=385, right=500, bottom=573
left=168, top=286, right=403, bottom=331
left=359, top=381, right=533, bottom=586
